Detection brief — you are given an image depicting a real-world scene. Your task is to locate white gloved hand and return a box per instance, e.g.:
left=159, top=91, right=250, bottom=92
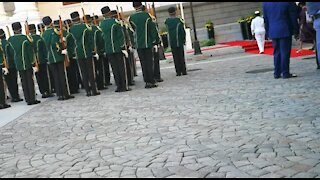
left=32, top=66, right=39, bottom=73
left=2, top=68, right=9, bottom=75
left=94, top=53, right=99, bottom=59
left=122, top=50, right=128, bottom=58
left=61, top=49, right=68, bottom=55
left=63, top=37, right=66, bottom=42
left=154, top=45, right=158, bottom=53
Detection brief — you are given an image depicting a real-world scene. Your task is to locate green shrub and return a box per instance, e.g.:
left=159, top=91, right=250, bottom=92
left=200, top=39, right=215, bottom=47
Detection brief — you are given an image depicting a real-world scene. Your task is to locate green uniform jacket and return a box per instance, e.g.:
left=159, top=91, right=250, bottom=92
left=92, top=25, right=105, bottom=55
left=69, top=22, right=94, bottom=59
left=100, top=17, right=125, bottom=54
left=42, top=28, right=55, bottom=64
left=48, top=29, right=64, bottom=64
left=165, top=17, right=186, bottom=48
left=128, top=11, right=158, bottom=49
left=128, top=26, right=135, bottom=49
left=31, top=34, right=48, bottom=64
left=7, top=34, right=35, bottom=71
left=65, top=30, right=76, bottom=59
left=0, top=42, right=4, bottom=68
left=1, top=39, right=15, bottom=69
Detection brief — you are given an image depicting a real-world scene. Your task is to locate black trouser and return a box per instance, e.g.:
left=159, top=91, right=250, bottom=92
left=102, top=54, right=111, bottom=86
left=48, top=67, right=55, bottom=93
left=171, top=47, right=187, bottom=75
left=4, top=68, right=20, bottom=99
left=0, top=72, right=5, bottom=105
left=153, top=46, right=161, bottom=80
left=49, top=61, right=69, bottom=98
left=78, top=57, right=98, bottom=94
left=108, top=53, right=127, bottom=91
left=35, top=63, right=51, bottom=95
left=19, top=69, right=36, bottom=104
left=125, top=50, right=134, bottom=84
left=67, top=57, right=79, bottom=94
left=94, top=55, right=105, bottom=89
left=137, top=48, right=155, bottom=84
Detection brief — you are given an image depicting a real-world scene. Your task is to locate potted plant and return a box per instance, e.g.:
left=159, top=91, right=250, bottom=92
left=159, top=26, right=169, bottom=49
left=237, top=14, right=255, bottom=40
left=205, top=20, right=214, bottom=39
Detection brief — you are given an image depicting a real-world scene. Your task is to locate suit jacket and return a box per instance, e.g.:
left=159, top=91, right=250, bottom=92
left=263, top=2, right=299, bottom=39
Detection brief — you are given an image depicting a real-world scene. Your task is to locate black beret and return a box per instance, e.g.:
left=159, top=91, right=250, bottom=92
left=53, top=20, right=60, bottom=27
left=133, top=2, right=142, bottom=8
left=110, top=10, right=118, bottom=17
left=83, top=14, right=92, bottom=21
left=64, top=19, right=72, bottom=26
left=93, top=15, right=99, bottom=20
left=168, top=7, right=176, bottom=14
left=12, top=22, right=22, bottom=31
left=42, top=16, right=52, bottom=26
left=37, top=23, right=45, bottom=31
left=28, top=24, right=36, bottom=31
left=70, top=11, right=80, bottom=20
left=0, top=29, right=5, bottom=36
left=101, top=6, right=110, bottom=15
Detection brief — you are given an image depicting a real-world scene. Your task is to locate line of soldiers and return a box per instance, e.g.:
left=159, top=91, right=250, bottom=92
left=1, top=2, right=187, bottom=109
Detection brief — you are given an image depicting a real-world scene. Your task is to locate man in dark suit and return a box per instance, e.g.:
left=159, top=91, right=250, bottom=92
left=263, top=2, right=299, bottom=79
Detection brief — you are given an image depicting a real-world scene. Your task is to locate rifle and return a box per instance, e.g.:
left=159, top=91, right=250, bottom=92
left=6, top=26, right=11, bottom=37
left=176, top=4, right=181, bottom=17
left=25, top=20, right=39, bottom=71
left=81, top=8, right=88, bottom=24
left=59, top=15, right=70, bottom=67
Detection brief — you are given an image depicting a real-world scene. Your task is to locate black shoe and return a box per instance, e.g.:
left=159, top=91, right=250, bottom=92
left=106, top=82, right=112, bottom=86
left=317, top=66, right=320, bottom=70
left=4, top=104, right=11, bottom=108
left=283, top=73, right=297, bottom=79
left=176, top=74, right=181, bottom=76
left=34, top=100, right=41, bottom=104
left=274, top=75, right=281, bottom=79
left=182, top=72, right=187, bottom=76
left=58, top=96, right=64, bottom=101
left=129, top=82, right=135, bottom=86
left=12, top=98, right=23, bottom=102
left=126, top=88, right=132, bottom=91
left=27, top=102, right=33, bottom=105
left=48, top=93, right=55, bottom=97
left=115, top=88, right=121, bottom=92
left=42, top=94, right=49, bottom=98
left=92, top=91, right=100, bottom=96
left=155, top=78, right=164, bottom=82
left=65, top=95, right=75, bottom=100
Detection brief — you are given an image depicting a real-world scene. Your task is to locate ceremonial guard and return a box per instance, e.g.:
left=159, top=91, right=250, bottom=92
left=38, top=23, right=55, bottom=94
left=69, top=11, right=100, bottom=96
left=64, top=19, right=80, bottom=94
left=88, top=14, right=107, bottom=90
left=7, top=22, right=40, bottom=105
left=93, top=15, right=112, bottom=88
left=29, top=24, right=54, bottom=98
left=0, top=29, right=23, bottom=102
left=100, top=7, right=130, bottom=92
left=128, top=2, right=159, bottom=88
left=0, top=39, right=10, bottom=109
left=165, top=7, right=187, bottom=76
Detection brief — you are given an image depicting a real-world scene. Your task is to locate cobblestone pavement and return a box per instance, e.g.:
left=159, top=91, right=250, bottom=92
left=0, top=51, right=320, bottom=178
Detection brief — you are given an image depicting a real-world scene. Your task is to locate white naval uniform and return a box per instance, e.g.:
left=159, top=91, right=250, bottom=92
left=251, top=16, right=266, bottom=53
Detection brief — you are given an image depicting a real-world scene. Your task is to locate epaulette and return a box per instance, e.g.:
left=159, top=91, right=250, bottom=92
left=179, top=18, right=185, bottom=24
left=97, top=26, right=102, bottom=32
left=115, top=19, right=123, bottom=26
left=26, top=34, right=33, bottom=43
left=85, top=24, right=92, bottom=31
left=53, top=28, right=60, bottom=35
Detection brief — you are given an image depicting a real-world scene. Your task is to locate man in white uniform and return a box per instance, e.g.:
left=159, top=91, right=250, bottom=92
left=251, top=11, right=266, bottom=54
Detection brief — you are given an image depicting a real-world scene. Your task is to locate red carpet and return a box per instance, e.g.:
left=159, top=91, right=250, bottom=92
left=222, top=40, right=315, bottom=58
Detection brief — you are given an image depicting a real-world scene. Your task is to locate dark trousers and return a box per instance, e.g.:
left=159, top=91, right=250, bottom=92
left=48, top=67, right=55, bottom=93
left=19, top=69, right=36, bottom=104
left=137, top=48, right=155, bottom=84
left=0, top=73, right=5, bottom=105
left=102, top=54, right=111, bottom=86
left=67, top=58, right=79, bottom=94
left=94, top=55, right=105, bottom=89
left=272, top=37, right=292, bottom=77
left=35, top=63, right=50, bottom=95
left=171, top=46, right=187, bottom=75
left=4, top=68, right=20, bottom=99
left=125, top=50, right=134, bottom=84
left=108, top=53, right=127, bottom=91
left=153, top=47, right=162, bottom=80
left=49, top=61, right=69, bottom=98
left=78, top=57, right=98, bottom=94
